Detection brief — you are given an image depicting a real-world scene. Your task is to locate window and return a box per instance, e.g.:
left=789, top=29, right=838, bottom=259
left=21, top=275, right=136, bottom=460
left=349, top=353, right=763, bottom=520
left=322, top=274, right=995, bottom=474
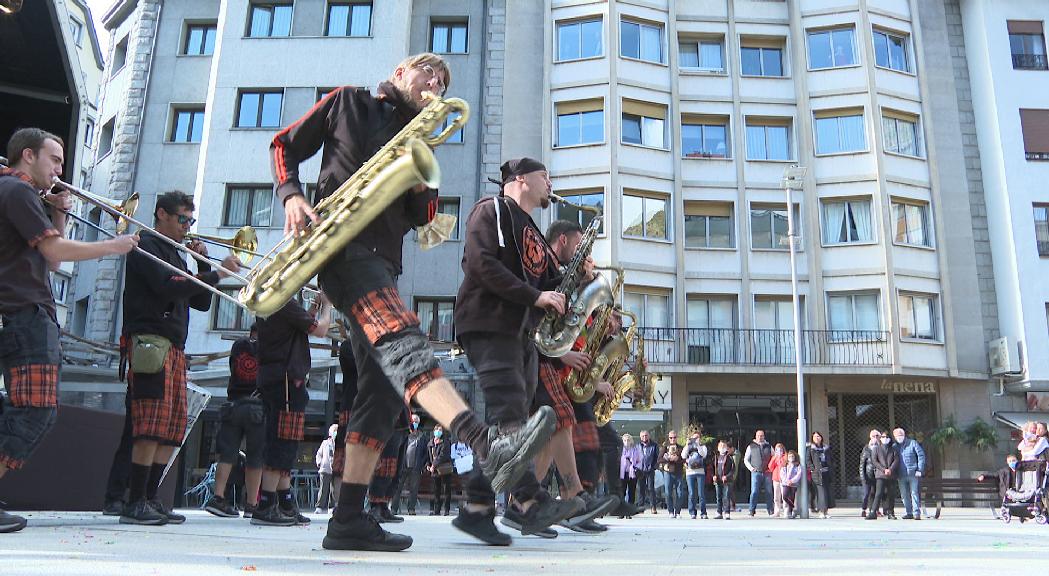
left=681, top=116, right=729, bottom=158
left=679, top=38, right=723, bottom=71
left=745, top=119, right=791, bottom=160
left=622, top=100, right=666, bottom=148
left=892, top=200, right=932, bottom=247
left=70, top=17, right=83, bottom=47
left=623, top=192, right=668, bottom=240
left=620, top=19, right=664, bottom=63
left=112, top=36, right=129, bottom=73
left=170, top=108, right=205, bottom=143
left=249, top=3, right=293, bottom=38
left=416, top=298, right=455, bottom=342
left=557, top=18, right=602, bottom=61
left=327, top=2, right=371, bottom=37
left=1020, top=109, right=1049, bottom=161
left=437, top=198, right=460, bottom=240
left=432, top=21, right=467, bottom=53
left=84, top=208, right=101, bottom=242
left=214, top=288, right=254, bottom=331
left=431, top=114, right=464, bottom=143
left=687, top=298, right=735, bottom=330
left=52, top=274, right=70, bottom=302
left=754, top=297, right=798, bottom=331
left=899, top=292, right=939, bottom=341
left=750, top=203, right=799, bottom=250
left=827, top=292, right=880, bottom=332
left=740, top=41, right=784, bottom=77
left=624, top=291, right=671, bottom=328
left=1035, top=205, right=1049, bottom=257
left=555, top=100, right=603, bottom=146
left=83, top=120, right=94, bottom=148
left=223, top=185, right=282, bottom=227
left=873, top=29, right=910, bottom=72
left=882, top=112, right=921, bottom=157
left=822, top=198, right=874, bottom=244
left=808, top=27, right=856, bottom=69
left=98, top=118, right=115, bottom=157
left=684, top=202, right=733, bottom=248
left=555, top=191, right=603, bottom=233
left=814, top=110, right=866, bottom=154
left=236, top=90, right=283, bottom=128
left=1009, top=20, right=1048, bottom=70
left=184, top=23, right=217, bottom=55
left=79, top=169, right=89, bottom=188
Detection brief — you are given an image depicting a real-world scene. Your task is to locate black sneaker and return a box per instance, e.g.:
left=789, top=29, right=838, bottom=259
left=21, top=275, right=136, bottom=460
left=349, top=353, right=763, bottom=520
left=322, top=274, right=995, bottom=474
left=454, top=508, right=512, bottom=546
left=102, top=499, right=125, bottom=516
left=369, top=505, right=404, bottom=524
left=901, top=514, right=914, bottom=520
left=0, top=509, right=27, bottom=533
left=250, top=504, right=296, bottom=526
left=243, top=504, right=256, bottom=519
left=516, top=495, right=580, bottom=535
left=323, top=513, right=413, bottom=552
left=280, top=504, right=311, bottom=525
left=562, top=518, right=607, bottom=533
left=149, top=499, right=186, bottom=524
left=119, top=499, right=168, bottom=526
left=204, top=495, right=239, bottom=518
left=611, top=500, right=643, bottom=518
left=564, top=493, right=618, bottom=527
left=535, top=527, right=558, bottom=539
left=480, top=406, right=556, bottom=494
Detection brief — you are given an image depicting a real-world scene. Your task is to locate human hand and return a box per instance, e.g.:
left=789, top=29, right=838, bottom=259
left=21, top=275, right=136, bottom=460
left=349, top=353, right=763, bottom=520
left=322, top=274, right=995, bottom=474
left=561, top=351, right=591, bottom=371
left=107, top=234, right=139, bottom=255
left=217, top=255, right=242, bottom=279
left=43, top=189, right=72, bottom=212
left=596, top=380, right=613, bottom=397
left=284, top=193, right=320, bottom=235
left=535, top=291, right=566, bottom=314
left=186, top=239, right=208, bottom=257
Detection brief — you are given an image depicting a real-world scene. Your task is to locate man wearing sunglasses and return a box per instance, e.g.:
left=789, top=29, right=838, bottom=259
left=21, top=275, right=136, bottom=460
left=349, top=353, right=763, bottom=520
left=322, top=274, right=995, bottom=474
left=273, top=53, right=555, bottom=552
left=113, top=190, right=240, bottom=526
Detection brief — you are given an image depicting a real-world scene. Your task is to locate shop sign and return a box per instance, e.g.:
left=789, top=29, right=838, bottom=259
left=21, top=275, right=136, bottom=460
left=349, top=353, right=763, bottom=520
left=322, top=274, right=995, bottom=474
left=880, top=379, right=936, bottom=394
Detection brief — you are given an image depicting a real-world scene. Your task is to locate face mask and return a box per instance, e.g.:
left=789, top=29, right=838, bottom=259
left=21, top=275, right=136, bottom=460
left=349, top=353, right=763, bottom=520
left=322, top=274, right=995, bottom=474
left=775, top=448, right=784, bottom=455
left=894, top=436, right=905, bottom=443
left=1009, top=461, right=1018, bottom=470
left=412, top=422, right=419, bottom=430
left=434, top=430, right=443, bottom=439
left=881, top=438, right=890, bottom=445
left=718, top=448, right=727, bottom=455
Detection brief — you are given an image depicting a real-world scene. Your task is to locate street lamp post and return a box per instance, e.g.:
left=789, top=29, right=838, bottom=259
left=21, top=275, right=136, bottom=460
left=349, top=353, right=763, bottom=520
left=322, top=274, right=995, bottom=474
left=782, top=165, right=809, bottom=519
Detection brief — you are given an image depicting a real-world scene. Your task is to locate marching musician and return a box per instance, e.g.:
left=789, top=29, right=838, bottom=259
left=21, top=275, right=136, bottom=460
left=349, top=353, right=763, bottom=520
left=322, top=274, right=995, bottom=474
left=275, top=52, right=553, bottom=552
left=115, top=190, right=239, bottom=526
left=251, top=295, right=331, bottom=527
left=452, top=158, right=577, bottom=545
left=0, top=128, right=137, bottom=533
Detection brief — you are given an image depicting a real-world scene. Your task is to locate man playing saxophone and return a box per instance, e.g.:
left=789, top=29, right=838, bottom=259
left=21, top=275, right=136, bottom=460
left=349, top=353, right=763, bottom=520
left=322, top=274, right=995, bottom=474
left=275, top=54, right=554, bottom=552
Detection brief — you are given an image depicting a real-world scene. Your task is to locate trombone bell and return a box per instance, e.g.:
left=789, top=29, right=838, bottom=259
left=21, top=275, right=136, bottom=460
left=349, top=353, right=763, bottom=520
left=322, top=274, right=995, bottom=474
left=186, top=226, right=260, bottom=264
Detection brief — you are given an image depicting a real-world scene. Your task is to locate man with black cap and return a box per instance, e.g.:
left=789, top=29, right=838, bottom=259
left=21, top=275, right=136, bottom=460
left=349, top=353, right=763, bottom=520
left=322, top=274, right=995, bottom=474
left=277, top=53, right=555, bottom=551
left=451, top=158, right=583, bottom=545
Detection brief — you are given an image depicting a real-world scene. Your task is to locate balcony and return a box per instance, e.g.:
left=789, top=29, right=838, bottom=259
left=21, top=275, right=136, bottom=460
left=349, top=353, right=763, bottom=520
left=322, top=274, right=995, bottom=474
left=639, top=328, right=891, bottom=368
left=1012, top=53, right=1048, bottom=70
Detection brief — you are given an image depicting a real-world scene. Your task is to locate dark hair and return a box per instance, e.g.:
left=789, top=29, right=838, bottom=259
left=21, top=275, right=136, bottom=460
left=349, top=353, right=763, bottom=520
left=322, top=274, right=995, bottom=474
left=154, top=190, right=195, bottom=220
left=811, top=431, right=824, bottom=445
left=6, top=127, right=64, bottom=166
left=545, top=219, right=582, bottom=243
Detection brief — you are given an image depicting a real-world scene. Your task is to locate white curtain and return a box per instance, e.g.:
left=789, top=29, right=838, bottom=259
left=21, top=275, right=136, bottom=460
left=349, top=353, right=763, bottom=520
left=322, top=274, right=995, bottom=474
left=905, top=204, right=925, bottom=246
left=746, top=125, right=766, bottom=159
left=701, top=42, right=723, bottom=70
left=823, top=201, right=846, bottom=243
left=828, top=295, right=850, bottom=331
left=898, top=119, right=918, bottom=156
left=855, top=294, right=880, bottom=331
left=839, top=115, right=866, bottom=152
left=849, top=200, right=872, bottom=241
left=642, top=117, right=665, bottom=148
left=227, top=188, right=249, bottom=227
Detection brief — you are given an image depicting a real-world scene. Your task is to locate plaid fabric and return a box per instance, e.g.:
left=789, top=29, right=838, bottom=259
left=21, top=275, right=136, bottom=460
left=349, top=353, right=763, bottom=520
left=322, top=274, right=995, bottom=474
left=276, top=410, right=305, bottom=441
left=404, top=366, right=443, bottom=404
left=572, top=420, right=599, bottom=453
left=346, top=431, right=385, bottom=451
left=7, top=364, right=59, bottom=408
left=130, top=346, right=187, bottom=445
left=537, top=359, right=576, bottom=431
left=374, top=456, right=398, bottom=479
left=0, top=453, right=24, bottom=471
left=349, top=287, right=419, bottom=344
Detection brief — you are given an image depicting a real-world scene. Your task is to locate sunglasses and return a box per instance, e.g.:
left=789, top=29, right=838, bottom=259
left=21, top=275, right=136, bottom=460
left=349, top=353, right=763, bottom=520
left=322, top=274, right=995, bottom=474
left=176, top=214, right=197, bottom=227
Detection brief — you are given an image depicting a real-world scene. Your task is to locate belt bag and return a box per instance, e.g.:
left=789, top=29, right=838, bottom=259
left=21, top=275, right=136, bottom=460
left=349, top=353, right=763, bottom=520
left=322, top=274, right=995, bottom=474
left=130, top=334, right=172, bottom=375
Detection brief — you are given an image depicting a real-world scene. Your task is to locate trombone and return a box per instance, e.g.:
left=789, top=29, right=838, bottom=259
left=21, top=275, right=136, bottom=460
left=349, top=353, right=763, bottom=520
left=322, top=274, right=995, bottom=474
left=50, top=177, right=250, bottom=310
left=185, top=226, right=263, bottom=265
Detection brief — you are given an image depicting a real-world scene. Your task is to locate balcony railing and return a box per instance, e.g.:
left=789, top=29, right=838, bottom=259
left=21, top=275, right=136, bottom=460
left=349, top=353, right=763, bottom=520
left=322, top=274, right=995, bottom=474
left=1012, top=53, right=1049, bottom=70
left=638, top=327, right=891, bottom=367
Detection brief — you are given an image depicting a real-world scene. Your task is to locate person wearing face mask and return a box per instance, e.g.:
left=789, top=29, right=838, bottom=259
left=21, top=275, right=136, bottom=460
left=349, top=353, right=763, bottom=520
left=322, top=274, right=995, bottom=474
left=1018, top=421, right=1049, bottom=461
left=867, top=432, right=898, bottom=520
left=396, top=414, right=428, bottom=516
left=977, top=454, right=1020, bottom=502
left=682, top=429, right=709, bottom=519
left=713, top=441, right=736, bottom=520
left=427, top=425, right=454, bottom=516
left=806, top=432, right=834, bottom=519
left=893, top=427, right=926, bottom=520
left=780, top=450, right=803, bottom=519
left=859, top=429, right=880, bottom=519
left=767, top=443, right=787, bottom=518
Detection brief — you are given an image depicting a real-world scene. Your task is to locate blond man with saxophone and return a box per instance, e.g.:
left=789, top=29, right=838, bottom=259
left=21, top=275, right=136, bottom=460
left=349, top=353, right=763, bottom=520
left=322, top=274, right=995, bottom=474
left=274, top=54, right=554, bottom=552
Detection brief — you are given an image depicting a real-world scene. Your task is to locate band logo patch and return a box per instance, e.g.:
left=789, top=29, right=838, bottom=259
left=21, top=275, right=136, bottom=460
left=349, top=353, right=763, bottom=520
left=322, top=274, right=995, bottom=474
left=522, top=226, right=549, bottom=279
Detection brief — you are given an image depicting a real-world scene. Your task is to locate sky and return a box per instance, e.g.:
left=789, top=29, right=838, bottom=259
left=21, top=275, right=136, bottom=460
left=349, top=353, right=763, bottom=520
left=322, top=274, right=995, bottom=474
left=84, top=0, right=112, bottom=51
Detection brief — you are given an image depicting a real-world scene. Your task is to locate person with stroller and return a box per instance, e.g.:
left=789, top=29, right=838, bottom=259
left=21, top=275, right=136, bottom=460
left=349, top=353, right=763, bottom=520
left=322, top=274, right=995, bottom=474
left=977, top=454, right=1019, bottom=502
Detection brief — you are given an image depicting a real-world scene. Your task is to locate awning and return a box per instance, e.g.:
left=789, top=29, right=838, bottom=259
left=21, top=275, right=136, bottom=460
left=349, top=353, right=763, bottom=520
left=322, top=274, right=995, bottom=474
left=993, top=411, right=1049, bottom=430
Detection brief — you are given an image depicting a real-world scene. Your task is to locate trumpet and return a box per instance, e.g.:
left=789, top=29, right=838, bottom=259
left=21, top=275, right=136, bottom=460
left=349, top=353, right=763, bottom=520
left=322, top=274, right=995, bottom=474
left=185, top=226, right=261, bottom=264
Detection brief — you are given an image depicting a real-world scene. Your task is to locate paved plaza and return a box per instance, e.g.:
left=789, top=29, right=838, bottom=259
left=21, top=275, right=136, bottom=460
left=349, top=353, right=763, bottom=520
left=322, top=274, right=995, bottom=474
left=1, top=507, right=1046, bottom=575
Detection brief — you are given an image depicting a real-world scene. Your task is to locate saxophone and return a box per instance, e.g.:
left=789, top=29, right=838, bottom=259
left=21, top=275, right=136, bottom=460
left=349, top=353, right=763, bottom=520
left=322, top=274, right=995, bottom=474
left=563, top=266, right=624, bottom=403
left=534, top=194, right=613, bottom=357
left=593, top=309, right=639, bottom=426
left=240, top=93, right=470, bottom=316
left=631, top=325, right=656, bottom=412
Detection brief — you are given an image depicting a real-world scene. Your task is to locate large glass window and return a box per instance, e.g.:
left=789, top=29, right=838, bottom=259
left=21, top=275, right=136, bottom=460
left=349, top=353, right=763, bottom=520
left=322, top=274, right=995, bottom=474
left=624, top=291, right=671, bottom=329
left=822, top=198, right=874, bottom=244
left=750, top=204, right=800, bottom=250
left=892, top=201, right=932, bottom=247
left=557, top=18, right=602, bottom=61
left=899, top=292, right=938, bottom=341
left=622, top=114, right=665, bottom=148
left=883, top=114, right=921, bottom=157
left=1009, top=21, right=1048, bottom=70
left=1034, top=205, right=1049, bottom=256
left=873, top=29, right=910, bottom=72
left=184, top=23, right=217, bottom=55
left=815, top=111, right=866, bottom=154
left=745, top=121, right=791, bottom=160
left=327, top=2, right=371, bottom=37
left=684, top=202, right=733, bottom=248
left=224, top=186, right=281, bottom=227
left=416, top=298, right=455, bottom=342
left=740, top=45, right=783, bottom=76
left=623, top=193, right=668, bottom=240
left=431, top=21, right=467, bottom=53
left=808, top=27, right=856, bottom=69
left=555, top=191, right=603, bottom=232
left=170, top=108, right=205, bottom=143
left=827, top=292, right=880, bottom=332
left=681, top=121, right=728, bottom=158
left=214, top=288, right=254, bottom=331
left=621, top=19, right=664, bottom=63
left=248, top=3, right=293, bottom=38
left=680, top=39, right=724, bottom=71
left=556, top=101, right=603, bottom=146
left=236, top=91, right=283, bottom=128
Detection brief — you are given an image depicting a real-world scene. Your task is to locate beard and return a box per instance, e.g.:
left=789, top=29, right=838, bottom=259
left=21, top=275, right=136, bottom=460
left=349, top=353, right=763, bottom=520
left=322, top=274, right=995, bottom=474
left=539, top=194, right=550, bottom=209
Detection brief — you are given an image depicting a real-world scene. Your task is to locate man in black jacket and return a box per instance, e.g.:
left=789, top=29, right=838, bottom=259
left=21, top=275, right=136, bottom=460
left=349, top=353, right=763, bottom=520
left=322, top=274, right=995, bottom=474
left=118, top=190, right=239, bottom=526
left=451, top=158, right=574, bottom=545
left=978, top=454, right=1019, bottom=501
left=276, top=53, right=553, bottom=552
left=867, top=435, right=899, bottom=520
left=393, top=413, right=427, bottom=515
left=636, top=430, right=660, bottom=512
left=859, top=429, right=879, bottom=518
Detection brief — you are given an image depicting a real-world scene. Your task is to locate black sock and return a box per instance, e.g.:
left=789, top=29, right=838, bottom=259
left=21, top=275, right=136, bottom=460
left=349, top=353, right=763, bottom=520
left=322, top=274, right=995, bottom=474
left=334, top=483, right=369, bottom=523
left=145, top=463, right=165, bottom=500
left=128, top=464, right=150, bottom=503
left=450, top=411, right=489, bottom=459
left=259, top=491, right=276, bottom=511
left=277, top=489, right=294, bottom=510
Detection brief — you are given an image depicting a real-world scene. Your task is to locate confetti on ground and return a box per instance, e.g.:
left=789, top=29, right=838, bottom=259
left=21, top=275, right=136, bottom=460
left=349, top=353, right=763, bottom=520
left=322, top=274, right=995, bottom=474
left=241, top=565, right=257, bottom=571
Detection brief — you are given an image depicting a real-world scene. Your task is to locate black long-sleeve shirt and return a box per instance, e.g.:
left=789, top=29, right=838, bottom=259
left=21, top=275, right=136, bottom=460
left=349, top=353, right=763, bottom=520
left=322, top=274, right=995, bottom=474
left=121, top=231, right=218, bottom=348
left=270, top=82, right=437, bottom=273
